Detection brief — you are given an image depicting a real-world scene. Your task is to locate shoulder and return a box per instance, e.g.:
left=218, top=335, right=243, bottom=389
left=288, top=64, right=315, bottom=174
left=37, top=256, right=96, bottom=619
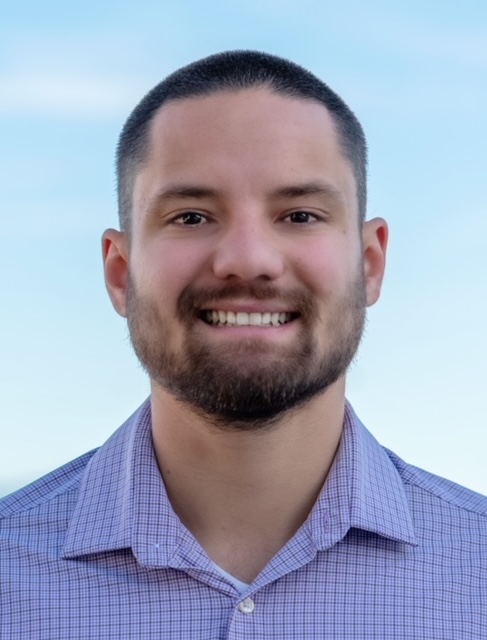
left=384, top=447, right=487, bottom=526
left=0, top=449, right=97, bottom=523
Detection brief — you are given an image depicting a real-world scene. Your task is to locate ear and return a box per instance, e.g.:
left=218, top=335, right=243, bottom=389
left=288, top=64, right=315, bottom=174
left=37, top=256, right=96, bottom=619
left=362, top=217, right=388, bottom=307
left=102, top=229, right=129, bottom=317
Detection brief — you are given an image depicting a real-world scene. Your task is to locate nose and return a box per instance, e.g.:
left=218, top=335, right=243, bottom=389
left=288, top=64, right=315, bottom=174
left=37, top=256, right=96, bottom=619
left=211, top=216, right=285, bottom=282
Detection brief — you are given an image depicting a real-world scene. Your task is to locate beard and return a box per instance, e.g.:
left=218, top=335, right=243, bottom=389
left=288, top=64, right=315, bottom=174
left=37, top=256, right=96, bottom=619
left=126, top=273, right=366, bottom=431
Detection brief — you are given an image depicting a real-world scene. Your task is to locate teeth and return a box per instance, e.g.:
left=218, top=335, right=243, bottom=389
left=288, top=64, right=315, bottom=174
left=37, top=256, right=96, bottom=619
left=204, top=310, right=293, bottom=326
left=236, top=312, right=249, bottom=326
left=249, top=313, right=261, bottom=326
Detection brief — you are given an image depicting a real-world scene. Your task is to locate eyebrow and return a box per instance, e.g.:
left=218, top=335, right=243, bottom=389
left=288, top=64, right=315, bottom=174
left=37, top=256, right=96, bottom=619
left=146, top=185, right=218, bottom=214
left=269, top=181, right=343, bottom=202
left=145, top=180, right=343, bottom=214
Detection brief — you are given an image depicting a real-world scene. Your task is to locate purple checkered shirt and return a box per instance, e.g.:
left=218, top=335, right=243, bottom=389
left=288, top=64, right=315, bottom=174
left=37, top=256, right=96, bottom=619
left=1, top=400, right=486, bottom=638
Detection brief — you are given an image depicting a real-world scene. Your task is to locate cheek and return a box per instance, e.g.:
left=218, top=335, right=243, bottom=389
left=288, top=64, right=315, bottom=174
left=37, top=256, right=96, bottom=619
left=134, top=241, right=210, bottom=299
left=292, top=240, right=357, bottom=296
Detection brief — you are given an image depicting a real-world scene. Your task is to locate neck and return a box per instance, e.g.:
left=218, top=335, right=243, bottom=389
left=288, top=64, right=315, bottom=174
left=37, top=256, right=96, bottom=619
left=150, top=381, right=345, bottom=582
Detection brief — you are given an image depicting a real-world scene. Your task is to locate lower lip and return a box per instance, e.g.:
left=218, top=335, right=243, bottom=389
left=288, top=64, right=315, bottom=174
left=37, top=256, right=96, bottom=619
left=198, top=319, right=299, bottom=340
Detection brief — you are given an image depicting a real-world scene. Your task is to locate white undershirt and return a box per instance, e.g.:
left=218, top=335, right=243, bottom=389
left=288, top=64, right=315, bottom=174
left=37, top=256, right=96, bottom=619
left=212, top=562, right=250, bottom=594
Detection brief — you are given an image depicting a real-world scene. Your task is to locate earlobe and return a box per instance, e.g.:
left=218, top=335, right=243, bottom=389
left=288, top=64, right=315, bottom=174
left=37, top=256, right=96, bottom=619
left=102, top=229, right=129, bottom=317
left=362, top=217, right=388, bottom=307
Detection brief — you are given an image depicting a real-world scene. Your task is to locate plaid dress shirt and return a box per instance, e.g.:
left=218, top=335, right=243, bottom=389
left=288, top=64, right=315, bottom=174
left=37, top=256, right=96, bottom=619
left=1, top=399, right=486, bottom=638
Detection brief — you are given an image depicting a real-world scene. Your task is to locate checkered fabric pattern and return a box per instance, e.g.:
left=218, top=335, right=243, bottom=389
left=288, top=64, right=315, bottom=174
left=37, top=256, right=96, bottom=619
left=1, top=400, right=486, bottom=638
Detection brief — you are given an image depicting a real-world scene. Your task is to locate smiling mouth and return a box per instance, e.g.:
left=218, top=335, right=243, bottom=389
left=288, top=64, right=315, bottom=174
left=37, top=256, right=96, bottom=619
left=199, top=310, right=299, bottom=327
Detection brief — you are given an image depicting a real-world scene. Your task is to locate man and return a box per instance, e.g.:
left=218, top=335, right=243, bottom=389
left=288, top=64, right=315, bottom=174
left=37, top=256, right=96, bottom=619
left=1, top=51, right=485, bottom=638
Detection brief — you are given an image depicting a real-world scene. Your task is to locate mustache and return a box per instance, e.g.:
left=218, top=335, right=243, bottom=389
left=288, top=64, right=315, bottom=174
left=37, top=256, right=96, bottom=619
left=177, top=283, right=318, bottom=318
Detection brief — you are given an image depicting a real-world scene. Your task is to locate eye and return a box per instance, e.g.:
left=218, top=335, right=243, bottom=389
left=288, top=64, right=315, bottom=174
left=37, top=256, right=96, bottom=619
left=172, top=211, right=208, bottom=226
left=285, top=210, right=320, bottom=224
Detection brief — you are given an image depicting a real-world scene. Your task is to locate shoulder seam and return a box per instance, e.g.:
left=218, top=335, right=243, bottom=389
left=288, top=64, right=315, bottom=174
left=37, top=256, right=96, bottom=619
left=0, top=476, right=81, bottom=520
left=402, top=478, right=487, bottom=520
left=0, top=450, right=98, bottom=520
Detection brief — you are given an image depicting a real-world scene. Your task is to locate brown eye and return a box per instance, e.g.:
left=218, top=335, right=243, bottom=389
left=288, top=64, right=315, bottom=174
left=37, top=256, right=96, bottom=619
left=175, top=211, right=207, bottom=225
left=288, top=211, right=314, bottom=223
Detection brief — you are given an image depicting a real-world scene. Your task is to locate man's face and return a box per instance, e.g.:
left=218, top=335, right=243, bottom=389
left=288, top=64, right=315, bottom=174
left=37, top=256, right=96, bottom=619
left=105, top=88, right=386, bottom=428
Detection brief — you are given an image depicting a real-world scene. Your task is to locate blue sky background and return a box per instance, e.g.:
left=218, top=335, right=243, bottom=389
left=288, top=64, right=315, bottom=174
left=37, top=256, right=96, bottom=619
left=1, top=0, right=486, bottom=496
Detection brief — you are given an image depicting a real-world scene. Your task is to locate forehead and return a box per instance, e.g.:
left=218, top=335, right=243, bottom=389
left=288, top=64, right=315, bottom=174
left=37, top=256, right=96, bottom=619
left=133, top=88, right=357, bottom=218
left=148, top=88, right=343, bottom=159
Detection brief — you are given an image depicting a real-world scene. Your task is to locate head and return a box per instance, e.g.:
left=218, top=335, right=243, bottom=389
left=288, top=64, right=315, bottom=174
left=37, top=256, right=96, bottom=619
left=104, top=51, right=387, bottom=430
left=116, top=50, right=368, bottom=235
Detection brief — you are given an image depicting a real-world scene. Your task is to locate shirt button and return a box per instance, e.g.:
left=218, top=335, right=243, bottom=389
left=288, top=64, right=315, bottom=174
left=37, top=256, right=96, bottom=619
left=238, top=597, right=255, bottom=614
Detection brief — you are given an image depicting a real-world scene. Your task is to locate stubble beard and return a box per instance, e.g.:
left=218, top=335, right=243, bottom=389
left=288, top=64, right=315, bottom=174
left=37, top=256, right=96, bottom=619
left=126, top=274, right=366, bottom=431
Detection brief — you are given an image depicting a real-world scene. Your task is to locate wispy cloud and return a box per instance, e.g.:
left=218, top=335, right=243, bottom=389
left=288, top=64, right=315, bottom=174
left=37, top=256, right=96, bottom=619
left=0, top=28, right=162, bottom=119
left=0, top=70, right=142, bottom=118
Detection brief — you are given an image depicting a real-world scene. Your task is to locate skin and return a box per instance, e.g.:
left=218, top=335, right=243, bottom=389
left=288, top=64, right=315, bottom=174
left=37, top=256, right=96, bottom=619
left=103, top=88, right=388, bottom=582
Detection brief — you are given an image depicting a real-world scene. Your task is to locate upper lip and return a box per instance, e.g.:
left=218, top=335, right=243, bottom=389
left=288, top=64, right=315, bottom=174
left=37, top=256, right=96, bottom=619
left=199, top=300, right=296, bottom=314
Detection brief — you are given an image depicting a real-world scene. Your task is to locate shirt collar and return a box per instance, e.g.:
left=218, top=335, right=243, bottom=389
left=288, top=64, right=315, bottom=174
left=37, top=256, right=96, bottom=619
left=63, top=399, right=417, bottom=563
left=307, top=401, right=418, bottom=550
left=63, top=399, right=189, bottom=566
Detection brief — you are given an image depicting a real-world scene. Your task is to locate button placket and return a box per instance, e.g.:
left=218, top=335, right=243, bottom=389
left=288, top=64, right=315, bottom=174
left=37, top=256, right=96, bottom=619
left=238, top=597, right=255, bottom=614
